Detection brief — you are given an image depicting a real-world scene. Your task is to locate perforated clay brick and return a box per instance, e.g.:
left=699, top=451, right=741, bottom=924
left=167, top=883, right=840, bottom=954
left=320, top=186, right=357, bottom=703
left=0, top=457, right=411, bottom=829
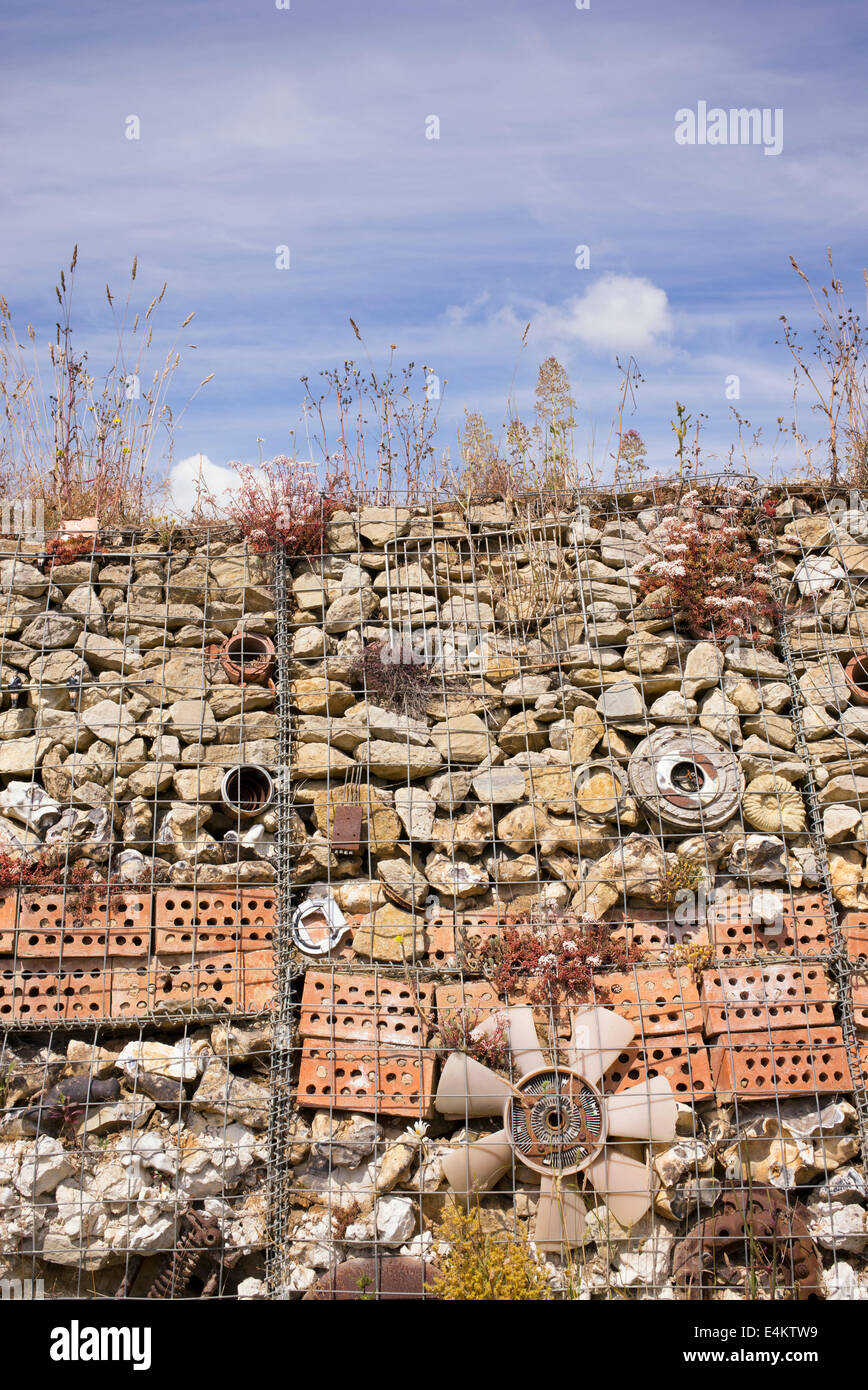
left=300, top=972, right=433, bottom=1047
left=711, top=1027, right=851, bottom=1099
left=603, top=1041, right=714, bottom=1102
left=701, top=963, right=835, bottom=1037
left=594, top=967, right=703, bottom=1038
left=297, top=1039, right=436, bottom=1117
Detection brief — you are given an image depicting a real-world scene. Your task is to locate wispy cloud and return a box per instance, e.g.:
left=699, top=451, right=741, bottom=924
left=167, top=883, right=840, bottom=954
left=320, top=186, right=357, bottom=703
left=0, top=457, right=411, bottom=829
left=1, top=0, right=865, bottom=479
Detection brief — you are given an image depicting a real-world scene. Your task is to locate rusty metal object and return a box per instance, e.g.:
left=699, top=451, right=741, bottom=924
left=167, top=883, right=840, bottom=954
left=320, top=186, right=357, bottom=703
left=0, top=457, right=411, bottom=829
left=303, top=1257, right=439, bottom=1300
left=672, top=1187, right=823, bottom=1300
left=115, top=1208, right=241, bottom=1299
left=332, top=802, right=363, bottom=853
left=629, top=729, right=743, bottom=831
left=508, top=1068, right=604, bottom=1174
left=147, top=1210, right=223, bottom=1299
left=218, top=632, right=276, bottom=689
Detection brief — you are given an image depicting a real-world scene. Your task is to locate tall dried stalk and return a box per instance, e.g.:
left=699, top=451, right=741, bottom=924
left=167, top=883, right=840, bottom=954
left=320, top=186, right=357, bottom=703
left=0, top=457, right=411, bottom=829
left=0, top=248, right=212, bottom=526
left=301, top=331, right=444, bottom=503
left=779, top=249, right=868, bottom=485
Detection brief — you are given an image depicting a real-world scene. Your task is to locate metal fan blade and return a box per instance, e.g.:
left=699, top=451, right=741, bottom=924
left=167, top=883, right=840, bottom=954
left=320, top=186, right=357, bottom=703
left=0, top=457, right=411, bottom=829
left=440, top=1128, right=513, bottom=1196
left=604, top=1076, right=678, bottom=1142
left=534, top=1174, right=587, bottom=1251
left=586, top=1147, right=653, bottom=1227
left=435, top=1051, right=514, bottom=1119
left=568, top=1006, right=635, bottom=1084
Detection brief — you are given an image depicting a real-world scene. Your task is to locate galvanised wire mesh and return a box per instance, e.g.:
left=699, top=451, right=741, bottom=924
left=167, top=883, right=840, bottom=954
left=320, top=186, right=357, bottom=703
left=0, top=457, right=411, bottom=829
left=2, top=483, right=868, bottom=1301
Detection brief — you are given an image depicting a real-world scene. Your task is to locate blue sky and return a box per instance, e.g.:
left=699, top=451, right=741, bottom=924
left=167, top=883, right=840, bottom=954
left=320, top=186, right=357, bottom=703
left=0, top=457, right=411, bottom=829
left=2, top=0, right=867, bottom=506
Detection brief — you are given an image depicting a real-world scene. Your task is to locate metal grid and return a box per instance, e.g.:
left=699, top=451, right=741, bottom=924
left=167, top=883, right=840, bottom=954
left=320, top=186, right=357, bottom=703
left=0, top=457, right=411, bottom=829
left=3, top=486, right=868, bottom=1300
left=271, top=484, right=868, bottom=1301
left=0, top=528, right=276, bottom=1298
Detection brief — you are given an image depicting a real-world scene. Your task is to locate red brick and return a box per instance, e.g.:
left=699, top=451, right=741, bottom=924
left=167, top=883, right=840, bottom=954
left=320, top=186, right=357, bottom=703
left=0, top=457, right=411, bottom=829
left=111, top=964, right=151, bottom=1020
left=298, top=1039, right=436, bottom=1117
left=154, top=921, right=274, bottom=955
left=154, top=887, right=275, bottom=957
left=424, top=911, right=524, bottom=966
left=711, top=1027, right=851, bottom=1099
left=241, top=947, right=275, bottom=1013
left=707, top=894, right=831, bottom=958
left=701, top=963, right=835, bottom=1037
left=149, top=952, right=246, bottom=1014
left=299, top=972, right=433, bottom=1048
left=0, top=892, right=18, bottom=953
left=593, top=967, right=703, bottom=1038
left=20, top=887, right=151, bottom=932
left=435, top=978, right=500, bottom=1025
left=425, top=918, right=457, bottom=966
left=2, top=957, right=113, bottom=1024
left=16, top=924, right=150, bottom=959
left=603, top=1040, right=714, bottom=1103
left=456, top=911, right=511, bottom=961
left=842, top=914, right=868, bottom=966
left=604, top=908, right=684, bottom=957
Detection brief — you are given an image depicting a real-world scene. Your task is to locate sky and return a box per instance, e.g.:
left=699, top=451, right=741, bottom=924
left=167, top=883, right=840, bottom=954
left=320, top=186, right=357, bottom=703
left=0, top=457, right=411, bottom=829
left=1, top=0, right=867, bottom=510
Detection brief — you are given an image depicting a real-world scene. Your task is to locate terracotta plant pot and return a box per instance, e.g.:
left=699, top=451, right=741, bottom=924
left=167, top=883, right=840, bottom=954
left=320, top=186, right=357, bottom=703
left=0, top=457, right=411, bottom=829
left=845, top=652, right=868, bottom=705
left=218, top=632, right=276, bottom=688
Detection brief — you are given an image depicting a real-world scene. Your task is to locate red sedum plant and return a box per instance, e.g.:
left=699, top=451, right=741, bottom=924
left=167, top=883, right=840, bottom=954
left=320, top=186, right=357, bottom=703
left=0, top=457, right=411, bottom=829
left=473, top=918, right=641, bottom=1009
left=438, top=1008, right=510, bottom=1071
left=223, top=456, right=340, bottom=556
left=638, top=496, right=778, bottom=644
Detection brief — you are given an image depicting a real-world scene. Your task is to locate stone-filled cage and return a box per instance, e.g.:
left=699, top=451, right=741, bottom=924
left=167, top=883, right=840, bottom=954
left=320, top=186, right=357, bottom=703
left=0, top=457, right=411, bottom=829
left=2, top=479, right=868, bottom=1301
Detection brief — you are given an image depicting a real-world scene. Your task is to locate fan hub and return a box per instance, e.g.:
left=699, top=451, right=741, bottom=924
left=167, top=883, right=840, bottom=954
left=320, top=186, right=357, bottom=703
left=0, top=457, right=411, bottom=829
left=506, top=1067, right=606, bottom=1176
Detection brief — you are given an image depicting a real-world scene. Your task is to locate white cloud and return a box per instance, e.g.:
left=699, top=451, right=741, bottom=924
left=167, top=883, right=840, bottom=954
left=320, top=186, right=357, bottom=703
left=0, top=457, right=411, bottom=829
left=537, top=275, right=674, bottom=355
left=167, top=453, right=238, bottom=516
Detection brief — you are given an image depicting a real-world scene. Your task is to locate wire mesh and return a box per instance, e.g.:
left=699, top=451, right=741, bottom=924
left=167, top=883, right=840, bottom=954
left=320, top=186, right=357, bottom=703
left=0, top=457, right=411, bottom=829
left=2, top=485, right=868, bottom=1301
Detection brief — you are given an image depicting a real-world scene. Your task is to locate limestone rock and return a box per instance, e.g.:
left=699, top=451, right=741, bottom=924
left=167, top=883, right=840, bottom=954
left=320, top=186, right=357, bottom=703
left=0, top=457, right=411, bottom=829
left=471, top=766, right=526, bottom=805
left=166, top=698, right=217, bottom=744
left=0, top=735, right=52, bottom=774
left=355, top=740, right=441, bottom=780
left=192, top=1057, right=269, bottom=1129
left=699, top=688, right=742, bottom=745
left=726, top=834, right=789, bottom=882
left=294, top=743, right=356, bottom=779
left=393, top=786, right=436, bottom=840
left=581, top=834, right=666, bottom=916
left=324, top=589, right=380, bottom=633
left=376, top=858, right=430, bottom=912
left=431, top=804, right=494, bottom=855
left=569, top=706, right=604, bottom=764
left=430, top=715, right=493, bottom=763
left=823, top=804, right=862, bottom=845
left=292, top=678, right=356, bottom=716
left=596, top=680, right=646, bottom=731
left=726, top=647, right=787, bottom=680
left=649, top=691, right=697, bottom=723
left=497, top=712, right=548, bottom=754
left=352, top=903, right=424, bottom=961
left=424, top=853, right=488, bottom=898
left=800, top=659, right=850, bottom=711
left=682, top=641, right=724, bottom=699
left=75, top=631, right=143, bottom=673
left=426, top=768, right=474, bottom=811
left=20, top=612, right=83, bottom=649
